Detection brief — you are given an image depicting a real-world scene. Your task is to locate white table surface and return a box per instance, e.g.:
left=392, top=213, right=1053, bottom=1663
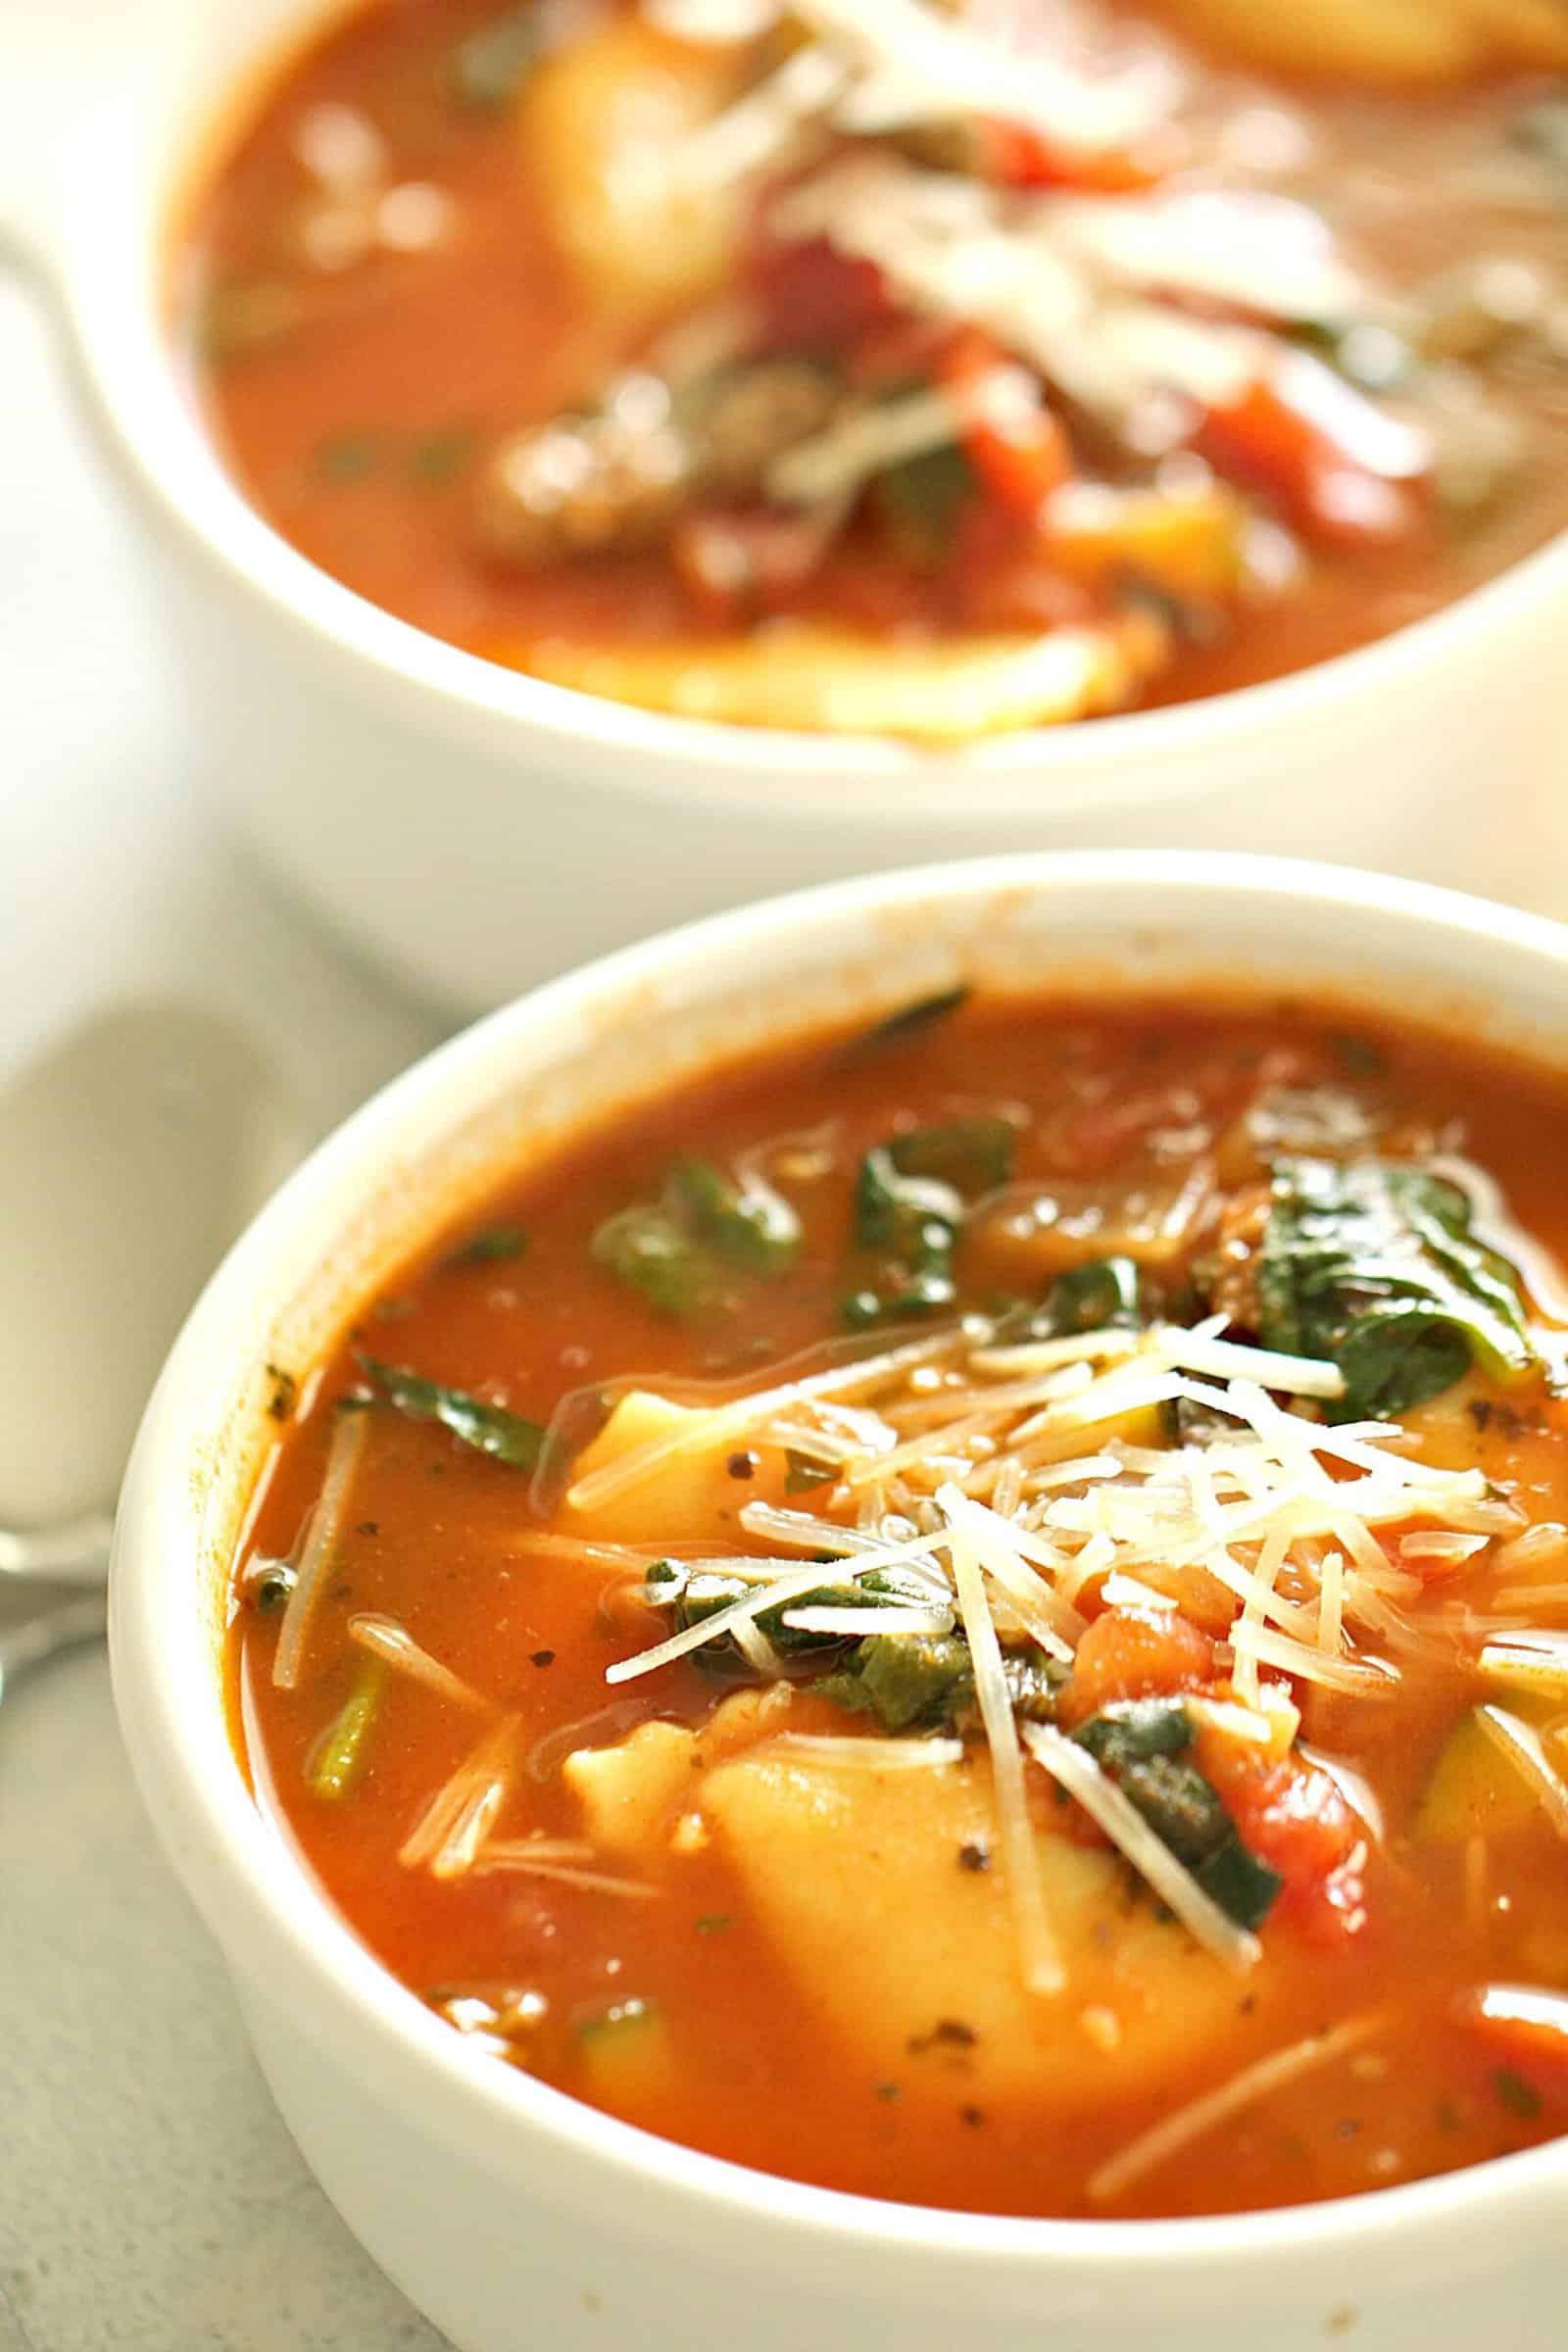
left=0, top=270, right=454, bottom=2349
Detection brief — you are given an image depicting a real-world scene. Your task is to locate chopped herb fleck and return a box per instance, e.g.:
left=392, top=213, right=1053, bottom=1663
left=313, top=432, right=379, bottom=484
left=265, top=1364, right=298, bottom=1423
left=908, top=2018, right=978, bottom=2053
left=408, top=428, right=477, bottom=486
left=696, top=1913, right=732, bottom=1936
left=443, top=1222, right=528, bottom=1269
left=1494, top=2067, right=1544, bottom=2120
left=1332, top=1034, right=1387, bottom=1079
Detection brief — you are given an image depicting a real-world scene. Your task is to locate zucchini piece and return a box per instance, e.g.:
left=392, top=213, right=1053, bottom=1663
left=1415, top=1710, right=1542, bottom=1843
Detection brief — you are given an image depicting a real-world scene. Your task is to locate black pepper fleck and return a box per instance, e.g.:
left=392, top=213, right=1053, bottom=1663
left=530, top=1648, right=557, bottom=1669
left=726, top=1449, right=760, bottom=1480
left=957, top=1840, right=991, bottom=1874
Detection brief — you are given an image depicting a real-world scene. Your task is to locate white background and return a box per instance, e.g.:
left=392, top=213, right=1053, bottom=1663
left=0, top=259, right=455, bottom=2346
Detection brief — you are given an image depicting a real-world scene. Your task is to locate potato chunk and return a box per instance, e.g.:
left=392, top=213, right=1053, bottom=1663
left=563, top=1388, right=788, bottom=1544
left=515, top=19, right=747, bottom=322
left=699, top=1744, right=1269, bottom=2107
left=564, top=1719, right=699, bottom=1861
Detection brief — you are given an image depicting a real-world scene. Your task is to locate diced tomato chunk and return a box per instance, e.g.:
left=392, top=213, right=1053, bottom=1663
left=1057, top=1606, right=1217, bottom=1728
left=1215, top=1752, right=1367, bottom=1944
left=946, top=499, right=1100, bottom=633
left=940, top=328, right=1073, bottom=516
left=979, top=118, right=1175, bottom=193
left=1196, top=353, right=1429, bottom=549
left=669, top=502, right=841, bottom=624
left=750, top=234, right=892, bottom=351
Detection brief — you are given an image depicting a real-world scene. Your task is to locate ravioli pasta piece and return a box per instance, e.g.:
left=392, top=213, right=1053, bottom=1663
left=1165, top=0, right=1568, bottom=81
left=696, top=1744, right=1274, bottom=2106
left=563, top=1389, right=789, bottom=1543
left=485, top=622, right=1158, bottom=742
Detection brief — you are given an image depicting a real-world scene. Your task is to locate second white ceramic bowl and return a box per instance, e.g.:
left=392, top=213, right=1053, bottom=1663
left=6, top=0, right=1568, bottom=1005
left=112, top=850, right=1568, bottom=2352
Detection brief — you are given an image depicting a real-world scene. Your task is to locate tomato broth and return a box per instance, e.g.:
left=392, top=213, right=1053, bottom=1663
left=233, top=992, right=1568, bottom=2219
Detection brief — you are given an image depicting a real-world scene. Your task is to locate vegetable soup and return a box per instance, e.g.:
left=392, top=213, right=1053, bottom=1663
left=173, top=0, right=1568, bottom=740
left=234, top=988, right=1568, bottom=2219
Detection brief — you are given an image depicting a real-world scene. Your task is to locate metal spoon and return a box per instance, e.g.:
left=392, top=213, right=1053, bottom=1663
left=0, top=1002, right=307, bottom=1690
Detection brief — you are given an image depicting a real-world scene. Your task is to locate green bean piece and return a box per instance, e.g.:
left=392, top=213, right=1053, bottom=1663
left=308, top=1660, right=387, bottom=1800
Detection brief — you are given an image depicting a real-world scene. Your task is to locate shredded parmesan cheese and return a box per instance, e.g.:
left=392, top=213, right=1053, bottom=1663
left=946, top=1509, right=1064, bottom=1997
left=1087, top=2014, right=1387, bottom=2202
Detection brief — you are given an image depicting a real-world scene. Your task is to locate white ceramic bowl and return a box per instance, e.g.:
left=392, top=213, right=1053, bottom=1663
left=112, top=849, right=1568, bottom=2352
left=6, top=1, right=1568, bottom=1008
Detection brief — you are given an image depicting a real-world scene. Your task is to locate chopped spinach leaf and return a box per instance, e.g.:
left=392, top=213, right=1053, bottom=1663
left=822, top=1631, right=1061, bottom=1734
left=1072, top=1699, right=1282, bottom=1930
left=832, top=984, right=972, bottom=1068
left=591, top=1200, right=713, bottom=1318
left=659, top=1562, right=938, bottom=1681
left=1072, top=1697, right=1193, bottom=1771
left=450, top=3, right=546, bottom=108
left=443, top=1221, right=528, bottom=1269
left=874, top=441, right=975, bottom=563
left=1193, top=1837, right=1284, bottom=1933
left=360, top=1356, right=546, bottom=1471
left=856, top=1146, right=963, bottom=1255
left=1258, top=1155, right=1536, bottom=1420
left=1045, top=1254, right=1146, bottom=1337
left=888, top=1117, right=1014, bottom=1197
left=845, top=1122, right=1006, bottom=1328
left=665, top=1156, right=802, bottom=1275
left=593, top=1154, right=800, bottom=1315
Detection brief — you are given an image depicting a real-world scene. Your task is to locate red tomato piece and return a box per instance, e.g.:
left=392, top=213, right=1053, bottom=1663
left=979, top=117, right=1175, bottom=193
left=941, top=328, right=1073, bottom=516
left=1219, top=1753, right=1368, bottom=1943
left=1057, top=1606, right=1218, bottom=1728
left=1196, top=351, right=1429, bottom=548
left=750, top=234, right=892, bottom=351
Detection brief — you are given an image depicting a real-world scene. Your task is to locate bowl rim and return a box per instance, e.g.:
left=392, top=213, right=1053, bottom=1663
left=44, top=50, right=1568, bottom=821
left=111, top=848, right=1568, bottom=2287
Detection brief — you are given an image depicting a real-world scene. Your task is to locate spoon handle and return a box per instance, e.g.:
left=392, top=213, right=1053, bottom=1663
left=0, top=1511, right=113, bottom=1585
left=0, top=1591, right=109, bottom=1702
